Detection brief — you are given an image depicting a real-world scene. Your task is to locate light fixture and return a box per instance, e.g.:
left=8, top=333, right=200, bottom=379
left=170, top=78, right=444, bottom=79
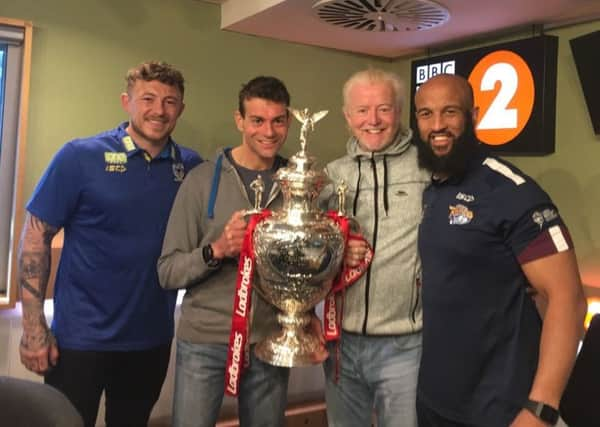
left=312, top=0, right=450, bottom=32
left=585, top=297, right=600, bottom=330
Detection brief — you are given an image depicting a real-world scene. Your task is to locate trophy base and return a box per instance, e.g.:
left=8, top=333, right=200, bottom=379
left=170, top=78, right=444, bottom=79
left=254, top=313, right=325, bottom=367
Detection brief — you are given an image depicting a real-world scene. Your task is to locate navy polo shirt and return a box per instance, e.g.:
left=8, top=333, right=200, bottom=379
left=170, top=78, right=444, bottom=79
left=418, top=149, right=570, bottom=426
left=27, top=123, right=202, bottom=351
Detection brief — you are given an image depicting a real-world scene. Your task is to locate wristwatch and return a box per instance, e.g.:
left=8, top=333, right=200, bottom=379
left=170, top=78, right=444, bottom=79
left=202, top=244, right=221, bottom=268
left=524, top=399, right=559, bottom=425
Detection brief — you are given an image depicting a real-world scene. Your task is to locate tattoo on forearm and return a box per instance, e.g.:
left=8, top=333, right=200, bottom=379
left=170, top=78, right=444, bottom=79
left=20, top=299, right=52, bottom=350
left=19, top=279, right=44, bottom=301
left=20, top=255, right=46, bottom=280
left=18, top=214, right=58, bottom=302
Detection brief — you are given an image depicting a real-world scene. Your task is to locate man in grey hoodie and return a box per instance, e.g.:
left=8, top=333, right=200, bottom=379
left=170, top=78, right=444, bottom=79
left=158, top=76, right=292, bottom=427
left=322, top=68, right=430, bottom=427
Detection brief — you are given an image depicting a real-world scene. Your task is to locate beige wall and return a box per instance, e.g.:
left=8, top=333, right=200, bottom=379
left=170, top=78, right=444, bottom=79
left=506, top=21, right=600, bottom=290
left=406, top=19, right=600, bottom=288
left=0, top=1, right=395, bottom=422
left=1, top=0, right=399, bottom=200
left=1, top=0, right=598, bottom=424
left=7, top=4, right=597, bottom=287
left=1, top=0, right=599, bottom=337
left=2, top=1, right=599, bottom=303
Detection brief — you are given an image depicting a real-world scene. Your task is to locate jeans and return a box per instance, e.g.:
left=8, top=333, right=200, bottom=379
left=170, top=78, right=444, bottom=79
left=173, top=339, right=290, bottom=427
left=324, top=331, right=422, bottom=427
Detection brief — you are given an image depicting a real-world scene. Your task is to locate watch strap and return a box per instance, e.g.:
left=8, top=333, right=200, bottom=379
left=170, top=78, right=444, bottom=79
left=202, top=244, right=221, bottom=268
left=524, top=399, right=559, bottom=425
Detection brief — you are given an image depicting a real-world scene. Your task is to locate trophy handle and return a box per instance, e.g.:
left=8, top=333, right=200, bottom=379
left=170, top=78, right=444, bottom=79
left=336, top=180, right=362, bottom=233
left=244, top=175, right=265, bottom=217
left=337, top=180, right=347, bottom=217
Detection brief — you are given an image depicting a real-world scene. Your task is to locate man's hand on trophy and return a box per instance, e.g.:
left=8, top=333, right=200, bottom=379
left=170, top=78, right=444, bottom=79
left=308, top=313, right=329, bottom=364
left=344, top=237, right=369, bottom=267
left=212, top=211, right=248, bottom=258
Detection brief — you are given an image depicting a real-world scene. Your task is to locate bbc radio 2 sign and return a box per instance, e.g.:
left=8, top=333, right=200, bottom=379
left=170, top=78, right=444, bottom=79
left=410, top=35, right=558, bottom=155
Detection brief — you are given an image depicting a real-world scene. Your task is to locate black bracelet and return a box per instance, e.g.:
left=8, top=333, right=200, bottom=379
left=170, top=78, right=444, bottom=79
left=524, top=399, right=559, bottom=425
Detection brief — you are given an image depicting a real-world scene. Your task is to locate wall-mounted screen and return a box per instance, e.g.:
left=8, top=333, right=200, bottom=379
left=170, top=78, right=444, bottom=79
left=410, top=35, right=558, bottom=155
left=570, top=31, right=600, bottom=135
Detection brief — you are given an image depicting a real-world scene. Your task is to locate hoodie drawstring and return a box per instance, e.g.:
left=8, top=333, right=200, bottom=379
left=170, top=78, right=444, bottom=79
left=383, top=154, right=389, bottom=216
left=352, top=159, right=361, bottom=216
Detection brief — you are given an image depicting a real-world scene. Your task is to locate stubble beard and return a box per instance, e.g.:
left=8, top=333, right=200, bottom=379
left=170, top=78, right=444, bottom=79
left=129, top=119, right=169, bottom=147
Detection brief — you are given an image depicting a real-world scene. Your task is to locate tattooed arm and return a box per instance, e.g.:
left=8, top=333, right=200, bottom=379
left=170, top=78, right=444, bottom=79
left=18, top=212, right=60, bottom=375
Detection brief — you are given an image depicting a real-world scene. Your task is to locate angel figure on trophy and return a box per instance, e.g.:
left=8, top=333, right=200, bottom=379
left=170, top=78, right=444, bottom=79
left=290, top=107, right=329, bottom=152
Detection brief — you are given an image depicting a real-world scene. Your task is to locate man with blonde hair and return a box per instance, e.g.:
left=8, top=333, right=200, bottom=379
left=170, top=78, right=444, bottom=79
left=322, top=68, right=430, bottom=426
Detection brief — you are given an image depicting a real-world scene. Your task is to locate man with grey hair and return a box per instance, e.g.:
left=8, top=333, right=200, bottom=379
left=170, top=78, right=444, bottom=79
left=322, top=67, right=430, bottom=426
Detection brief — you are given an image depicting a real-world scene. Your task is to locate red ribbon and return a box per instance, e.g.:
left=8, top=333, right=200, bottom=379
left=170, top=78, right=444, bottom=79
left=323, top=211, right=373, bottom=384
left=224, top=210, right=272, bottom=397
left=323, top=211, right=373, bottom=342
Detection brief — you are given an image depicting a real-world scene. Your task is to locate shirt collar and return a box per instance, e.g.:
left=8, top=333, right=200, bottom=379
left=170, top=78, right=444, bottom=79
left=117, top=122, right=176, bottom=161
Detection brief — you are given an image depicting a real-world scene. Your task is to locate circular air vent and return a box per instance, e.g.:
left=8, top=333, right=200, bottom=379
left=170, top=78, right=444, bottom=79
left=313, top=0, right=450, bottom=32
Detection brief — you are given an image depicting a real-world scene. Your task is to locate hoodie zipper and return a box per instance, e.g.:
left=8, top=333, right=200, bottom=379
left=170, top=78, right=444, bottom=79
left=361, top=155, right=379, bottom=334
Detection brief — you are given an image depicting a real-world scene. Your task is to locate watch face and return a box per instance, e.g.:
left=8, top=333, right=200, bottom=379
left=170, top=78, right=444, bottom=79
left=202, top=244, right=221, bottom=268
left=539, top=405, right=559, bottom=424
left=202, top=244, right=213, bottom=262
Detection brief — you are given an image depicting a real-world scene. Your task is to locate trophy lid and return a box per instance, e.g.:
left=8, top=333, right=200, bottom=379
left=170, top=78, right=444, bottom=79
left=276, top=147, right=320, bottom=178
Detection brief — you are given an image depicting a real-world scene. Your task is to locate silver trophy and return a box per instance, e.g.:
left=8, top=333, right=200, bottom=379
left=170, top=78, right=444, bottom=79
left=250, top=107, right=346, bottom=367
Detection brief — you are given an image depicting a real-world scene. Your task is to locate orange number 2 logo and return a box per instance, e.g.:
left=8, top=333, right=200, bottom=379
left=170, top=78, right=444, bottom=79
left=468, top=50, right=535, bottom=146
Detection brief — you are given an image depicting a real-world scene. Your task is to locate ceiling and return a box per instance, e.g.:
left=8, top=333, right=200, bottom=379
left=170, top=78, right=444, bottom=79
left=199, top=0, right=600, bottom=59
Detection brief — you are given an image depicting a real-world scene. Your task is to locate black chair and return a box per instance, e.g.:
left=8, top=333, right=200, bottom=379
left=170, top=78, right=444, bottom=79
left=0, top=376, right=83, bottom=427
left=560, top=313, right=600, bottom=427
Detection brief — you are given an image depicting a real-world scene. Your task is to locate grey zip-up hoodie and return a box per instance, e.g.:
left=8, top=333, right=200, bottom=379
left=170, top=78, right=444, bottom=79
left=158, top=148, right=283, bottom=344
left=323, top=128, right=430, bottom=335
